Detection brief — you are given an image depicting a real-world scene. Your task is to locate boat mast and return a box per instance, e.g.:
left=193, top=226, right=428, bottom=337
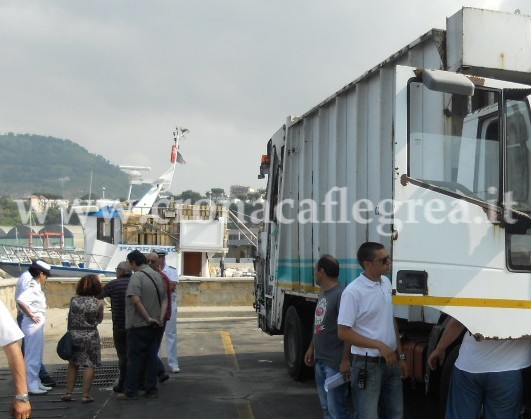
left=60, top=206, right=65, bottom=250
left=131, top=127, right=187, bottom=215
left=88, top=170, right=93, bottom=203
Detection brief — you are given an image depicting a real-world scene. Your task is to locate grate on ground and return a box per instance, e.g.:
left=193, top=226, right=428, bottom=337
left=50, top=363, right=119, bottom=389
left=51, top=337, right=119, bottom=388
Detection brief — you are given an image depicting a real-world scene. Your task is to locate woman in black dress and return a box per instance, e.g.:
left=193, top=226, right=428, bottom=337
left=61, top=274, right=104, bottom=404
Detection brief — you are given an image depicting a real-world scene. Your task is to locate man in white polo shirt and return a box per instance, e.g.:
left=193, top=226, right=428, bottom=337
left=428, top=317, right=531, bottom=419
left=338, top=242, right=407, bottom=419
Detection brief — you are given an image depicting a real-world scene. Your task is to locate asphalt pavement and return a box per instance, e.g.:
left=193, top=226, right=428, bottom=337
left=0, top=306, right=324, bottom=419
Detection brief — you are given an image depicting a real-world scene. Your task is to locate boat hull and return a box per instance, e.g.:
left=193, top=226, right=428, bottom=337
left=0, top=261, right=113, bottom=278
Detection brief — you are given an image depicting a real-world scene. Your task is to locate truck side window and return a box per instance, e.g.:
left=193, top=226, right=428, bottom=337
left=505, top=97, right=531, bottom=271
left=408, top=82, right=500, bottom=204
left=506, top=100, right=531, bottom=207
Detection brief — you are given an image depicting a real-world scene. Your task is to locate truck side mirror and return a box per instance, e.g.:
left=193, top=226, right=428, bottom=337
left=421, top=69, right=475, bottom=96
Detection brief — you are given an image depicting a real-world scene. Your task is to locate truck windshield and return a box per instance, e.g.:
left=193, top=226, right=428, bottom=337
left=505, top=95, right=531, bottom=271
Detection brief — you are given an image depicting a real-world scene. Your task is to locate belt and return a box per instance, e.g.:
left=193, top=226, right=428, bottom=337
left=352, top=354, right=386, bottom=363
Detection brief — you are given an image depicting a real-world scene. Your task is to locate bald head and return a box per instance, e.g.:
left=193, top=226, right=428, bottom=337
left=116, top=261, right=132, bottom=277
left=147, top=252, right=160, bottom=268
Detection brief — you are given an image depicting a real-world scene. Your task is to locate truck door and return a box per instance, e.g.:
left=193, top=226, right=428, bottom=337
left=392, top=65, right=531, bottom=339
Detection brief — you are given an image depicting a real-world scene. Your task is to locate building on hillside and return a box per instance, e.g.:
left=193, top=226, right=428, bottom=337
left=210, top=190, right=226, bottom=201
left=229, top=185, right=255, bottom=198
left=29, top=195, right=69, bottom=213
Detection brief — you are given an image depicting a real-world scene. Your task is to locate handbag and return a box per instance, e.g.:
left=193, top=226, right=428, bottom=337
left=56, top=331, right=75, bottom=360
left=56, top=299, right=77, bottom=360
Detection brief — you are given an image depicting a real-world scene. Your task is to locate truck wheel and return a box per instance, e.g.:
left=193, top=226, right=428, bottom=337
left=284, top=305, right=312, bottom=381
left=439, top=345, right=460, bottom=418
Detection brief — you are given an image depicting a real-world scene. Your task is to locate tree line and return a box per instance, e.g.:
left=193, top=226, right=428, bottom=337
left=0, top=188, right=266, bottom=226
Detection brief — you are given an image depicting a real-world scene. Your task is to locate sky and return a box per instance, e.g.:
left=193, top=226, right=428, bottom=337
left=0, top=0, right=528, bottom=196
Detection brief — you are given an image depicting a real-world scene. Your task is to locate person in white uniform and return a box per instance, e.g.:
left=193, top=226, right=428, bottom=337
left=16, top=261, right=51, bottom=395
left=0, top=298, right=32, bottom=418
left=15, top=260, right=55, bottom=388
left=157, top=250, right=180, bottom=373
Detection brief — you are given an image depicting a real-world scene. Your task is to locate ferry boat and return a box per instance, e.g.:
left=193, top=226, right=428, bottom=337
left=0, top=128, right=228, bottom=278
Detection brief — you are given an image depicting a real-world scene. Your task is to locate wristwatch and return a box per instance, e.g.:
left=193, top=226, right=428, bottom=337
left=398, top=353, right=406, bottom=361
left=15, top=394, right=29, bottom=403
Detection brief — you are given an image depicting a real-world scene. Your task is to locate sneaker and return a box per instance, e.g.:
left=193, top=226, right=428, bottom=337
left=39, top=384, right=53, bottom=391
left=112, top=385, right=124, bottom=393
left=144, top=392, right=158, bottom=399
left=158, top=373, right=170, bottom=383
left=171, top=367, right=180, bottom=373
left=40, top=376, right=57, bottom=387
left=29, top=388, right=48, bottom=395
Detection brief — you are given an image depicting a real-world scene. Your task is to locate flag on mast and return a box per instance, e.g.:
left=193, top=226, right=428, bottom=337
left=172, top=127, right=188, bottom=164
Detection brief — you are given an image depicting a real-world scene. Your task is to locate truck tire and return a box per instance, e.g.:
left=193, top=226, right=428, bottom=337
left=284, top=305, right=313, bottom=381
left=439, top=345, right=460, bottom=418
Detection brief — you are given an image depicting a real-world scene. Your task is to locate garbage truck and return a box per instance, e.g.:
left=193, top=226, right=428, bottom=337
left=254, top=7, right=531, bottom=413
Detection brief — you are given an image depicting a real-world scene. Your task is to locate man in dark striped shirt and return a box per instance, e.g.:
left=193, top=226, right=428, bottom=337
left=103, top=261, right=132, bottom=393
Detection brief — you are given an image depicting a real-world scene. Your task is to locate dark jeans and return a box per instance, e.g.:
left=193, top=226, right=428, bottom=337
left=446, top=366, right=523, bottom=419
left=124, top=326, right=160, bottom=397
left=140, top=325, right=166, bottom=381
left=113, top=329, right=128, bottom=389
left=17, top=311, right=49, bottom=380
left=350, top=358, right=403, bottom=419
left=315, top=360, right=351, bottom=419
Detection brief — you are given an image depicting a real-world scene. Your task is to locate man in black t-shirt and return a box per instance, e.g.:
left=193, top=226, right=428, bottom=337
left=304, top=255, right=351, bottom=419
left=103, top=261, right=132, bottom=393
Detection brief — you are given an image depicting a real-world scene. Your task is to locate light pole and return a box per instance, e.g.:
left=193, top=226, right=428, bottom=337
left=102, top=187, right=106, bottom=199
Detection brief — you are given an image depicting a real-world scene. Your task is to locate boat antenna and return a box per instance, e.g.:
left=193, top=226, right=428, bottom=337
left=119, top=166, right=151, bottom=201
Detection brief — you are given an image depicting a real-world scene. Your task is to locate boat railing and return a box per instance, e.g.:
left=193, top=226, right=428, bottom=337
left=0, top=244, right=86, bottom=268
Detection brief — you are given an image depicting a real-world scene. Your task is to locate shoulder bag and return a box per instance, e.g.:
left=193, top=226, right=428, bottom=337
left=56, top=299, right=76, bottom=360
left=142, top=270, right=162, bottom=307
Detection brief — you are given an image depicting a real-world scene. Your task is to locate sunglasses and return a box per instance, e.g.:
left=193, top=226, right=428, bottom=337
left=374, top=255, right=391, bottom=265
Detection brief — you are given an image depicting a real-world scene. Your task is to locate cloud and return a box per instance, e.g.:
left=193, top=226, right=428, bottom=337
left=0, top=0, right=530, bottom=196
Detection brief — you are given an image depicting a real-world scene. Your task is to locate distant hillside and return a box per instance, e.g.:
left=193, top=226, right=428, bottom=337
left=0, top=133, right=132, bottom=199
